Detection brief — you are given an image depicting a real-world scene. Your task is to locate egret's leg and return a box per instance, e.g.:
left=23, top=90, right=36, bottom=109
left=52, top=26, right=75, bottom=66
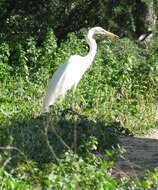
left=72, top=93, right=76, bottom=111
left=72, top=84, right=80, bottom=111
left=72, top=84, right=78, bottom=153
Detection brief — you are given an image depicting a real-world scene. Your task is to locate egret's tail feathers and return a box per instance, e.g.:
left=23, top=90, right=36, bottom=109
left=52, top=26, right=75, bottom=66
left=41, top=95, right=56, bottom=113
left=41, top=97, right=51, bottom=113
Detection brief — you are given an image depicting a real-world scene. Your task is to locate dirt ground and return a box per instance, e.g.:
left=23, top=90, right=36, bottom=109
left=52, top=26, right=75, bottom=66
left=114, top=128, right=158, bottom=178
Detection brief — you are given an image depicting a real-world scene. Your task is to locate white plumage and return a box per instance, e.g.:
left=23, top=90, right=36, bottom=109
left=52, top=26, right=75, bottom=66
left=42, top=27, right=118, bottom=112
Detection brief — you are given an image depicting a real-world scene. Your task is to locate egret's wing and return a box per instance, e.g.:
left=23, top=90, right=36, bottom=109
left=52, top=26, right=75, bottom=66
left=42, top=55, right=82, bottom=112
left=42, top=61, right=68, bottom=112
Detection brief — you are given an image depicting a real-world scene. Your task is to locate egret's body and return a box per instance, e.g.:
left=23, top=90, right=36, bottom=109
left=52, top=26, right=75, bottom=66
left=42, top=27, right=118, bottom=112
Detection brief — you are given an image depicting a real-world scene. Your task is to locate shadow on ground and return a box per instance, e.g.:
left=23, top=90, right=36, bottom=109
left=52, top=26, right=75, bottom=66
left=1, top=109, right=158, bottom=178
left=0, top=109, right=130, bottom=166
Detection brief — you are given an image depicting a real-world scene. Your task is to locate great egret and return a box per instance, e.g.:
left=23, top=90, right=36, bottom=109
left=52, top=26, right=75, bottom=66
left=42, top=27, right=118, bottom=113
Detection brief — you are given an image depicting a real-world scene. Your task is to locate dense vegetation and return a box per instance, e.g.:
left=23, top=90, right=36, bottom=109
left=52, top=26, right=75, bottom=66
left=0, top=0, right=157, bottom=42
left=1, top=0, right=158, bottom=189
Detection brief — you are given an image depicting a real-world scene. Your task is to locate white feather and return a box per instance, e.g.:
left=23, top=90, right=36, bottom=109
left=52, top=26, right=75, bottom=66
left=42, top=55, right=90, bottom=112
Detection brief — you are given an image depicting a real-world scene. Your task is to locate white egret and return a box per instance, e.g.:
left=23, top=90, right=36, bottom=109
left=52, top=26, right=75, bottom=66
left=42, top=27, right=118, bottom=113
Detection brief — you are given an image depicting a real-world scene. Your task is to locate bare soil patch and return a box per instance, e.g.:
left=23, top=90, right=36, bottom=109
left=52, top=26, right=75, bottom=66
left=114, top=128, right=158, bottom=177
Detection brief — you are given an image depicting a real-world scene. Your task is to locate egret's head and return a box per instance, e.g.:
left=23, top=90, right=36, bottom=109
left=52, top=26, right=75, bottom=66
left=91, top=27, right=119, bottom=40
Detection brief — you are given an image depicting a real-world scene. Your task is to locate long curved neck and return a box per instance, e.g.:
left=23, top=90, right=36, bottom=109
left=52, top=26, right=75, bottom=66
left=85, top=30, right=97, bottom=64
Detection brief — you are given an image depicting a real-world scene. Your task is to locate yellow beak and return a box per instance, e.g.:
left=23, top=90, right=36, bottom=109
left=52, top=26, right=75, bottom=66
left=104, top=30, right=119, bottom=40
